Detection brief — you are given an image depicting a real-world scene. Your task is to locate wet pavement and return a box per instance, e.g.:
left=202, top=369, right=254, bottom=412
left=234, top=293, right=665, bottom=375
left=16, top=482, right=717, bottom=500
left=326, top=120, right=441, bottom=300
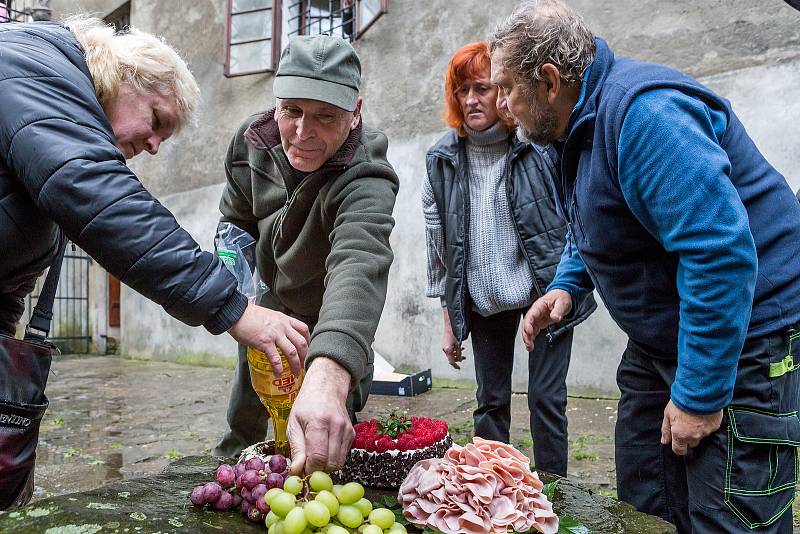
left=32, top=355, right=618, bottom=500
left=28, top=355, right=799, bottom=530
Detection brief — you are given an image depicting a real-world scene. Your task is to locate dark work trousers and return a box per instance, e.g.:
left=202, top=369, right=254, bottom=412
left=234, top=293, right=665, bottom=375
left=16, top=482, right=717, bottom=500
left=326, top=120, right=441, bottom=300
left=469, top=307, right=572, bottom=476
left=615, top=328, right=800, bottom=533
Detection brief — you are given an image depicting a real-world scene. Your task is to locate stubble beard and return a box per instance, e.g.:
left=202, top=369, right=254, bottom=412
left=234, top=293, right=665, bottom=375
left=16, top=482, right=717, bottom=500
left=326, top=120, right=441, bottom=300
left=515, top=90, right=560, bottom=146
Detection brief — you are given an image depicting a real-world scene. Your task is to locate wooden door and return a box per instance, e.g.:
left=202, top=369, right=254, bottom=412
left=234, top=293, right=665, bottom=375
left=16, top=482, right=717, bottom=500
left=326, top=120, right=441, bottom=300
left=108, top=274, right=121, bottom=327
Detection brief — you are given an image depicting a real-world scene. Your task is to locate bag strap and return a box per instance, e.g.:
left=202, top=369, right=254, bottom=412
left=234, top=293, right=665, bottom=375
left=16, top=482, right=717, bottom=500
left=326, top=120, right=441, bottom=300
left=24, top=234, right=67, bottom=343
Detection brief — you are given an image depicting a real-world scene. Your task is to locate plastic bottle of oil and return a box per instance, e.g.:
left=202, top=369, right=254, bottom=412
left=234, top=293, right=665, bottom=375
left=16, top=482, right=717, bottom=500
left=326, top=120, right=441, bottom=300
left=246, top=347, right=304, bottom=457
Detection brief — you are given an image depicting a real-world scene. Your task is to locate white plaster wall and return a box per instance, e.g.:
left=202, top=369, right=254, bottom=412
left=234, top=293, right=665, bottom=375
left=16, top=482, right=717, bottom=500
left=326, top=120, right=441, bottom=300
left=702, top=61, right=800, bottom=193
left=120, top=183, right=237, bottom=360
left=88, top=259, right=108, bottom=353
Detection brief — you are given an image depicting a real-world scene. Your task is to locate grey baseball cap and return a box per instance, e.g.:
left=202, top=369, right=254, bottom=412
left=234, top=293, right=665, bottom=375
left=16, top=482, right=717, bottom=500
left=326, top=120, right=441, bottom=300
left=273, top=34, right=362, bottom=112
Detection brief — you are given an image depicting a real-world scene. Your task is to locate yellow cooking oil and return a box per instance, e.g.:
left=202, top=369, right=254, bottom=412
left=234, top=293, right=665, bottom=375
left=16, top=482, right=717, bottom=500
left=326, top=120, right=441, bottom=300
left=246, top=346, right=304, bottom=457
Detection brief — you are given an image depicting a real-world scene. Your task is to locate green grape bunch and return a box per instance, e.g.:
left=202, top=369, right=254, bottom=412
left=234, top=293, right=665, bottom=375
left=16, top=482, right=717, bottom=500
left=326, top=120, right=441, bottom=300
left=264, top=470, right=407, bottom=534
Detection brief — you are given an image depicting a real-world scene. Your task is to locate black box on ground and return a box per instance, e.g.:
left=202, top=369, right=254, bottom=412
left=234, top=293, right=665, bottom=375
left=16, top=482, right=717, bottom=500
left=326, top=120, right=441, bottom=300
left=370, top=369, right=432, bottom=397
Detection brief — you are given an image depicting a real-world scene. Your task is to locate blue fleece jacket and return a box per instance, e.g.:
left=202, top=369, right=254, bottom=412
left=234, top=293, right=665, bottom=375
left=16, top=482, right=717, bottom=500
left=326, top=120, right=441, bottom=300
left=548, top=38, right=800, bottom=414
left=551, top=89, right=755, bottom=414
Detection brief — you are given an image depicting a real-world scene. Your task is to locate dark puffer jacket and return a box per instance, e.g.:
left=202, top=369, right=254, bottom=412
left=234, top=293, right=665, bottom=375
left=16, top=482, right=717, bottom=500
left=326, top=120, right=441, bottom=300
left=0, top=21, right=247, bottom=334
left=426, top=130, right=596, bottom=342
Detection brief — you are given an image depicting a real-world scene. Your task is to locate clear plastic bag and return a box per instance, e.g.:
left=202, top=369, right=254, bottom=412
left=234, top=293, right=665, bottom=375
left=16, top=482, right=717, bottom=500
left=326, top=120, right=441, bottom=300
left=215, top=222, right=268, bottom=302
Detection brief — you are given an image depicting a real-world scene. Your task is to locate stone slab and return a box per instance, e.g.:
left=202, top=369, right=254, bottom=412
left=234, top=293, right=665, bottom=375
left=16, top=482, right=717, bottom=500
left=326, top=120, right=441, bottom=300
left=1, top=456, right=675, bottom=533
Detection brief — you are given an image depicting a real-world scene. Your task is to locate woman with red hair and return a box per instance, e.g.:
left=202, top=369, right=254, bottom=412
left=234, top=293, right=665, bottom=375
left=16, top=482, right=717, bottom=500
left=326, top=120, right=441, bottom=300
left=422, top=42, right=595, bottom=476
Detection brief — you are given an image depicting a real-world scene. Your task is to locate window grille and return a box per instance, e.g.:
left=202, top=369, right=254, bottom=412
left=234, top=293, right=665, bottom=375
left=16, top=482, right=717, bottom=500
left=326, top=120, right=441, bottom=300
left=27, top=243, right=92, bottom=355
left=224, top=0, right=386, bottom=77
left=225, top=0, right=278, bottom=77
left=0, top=0, right=47, bottom=23
left=285, top=0, right=387, bottom=41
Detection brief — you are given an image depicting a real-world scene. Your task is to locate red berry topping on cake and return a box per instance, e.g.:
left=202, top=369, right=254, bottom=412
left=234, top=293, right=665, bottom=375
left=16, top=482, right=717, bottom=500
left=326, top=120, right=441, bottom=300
left=396, top=433, right=413, bottom=451
left=341, top=413, right=454, bottom=488
left=375, top=435, right=395, bottom=452
left=351, top=412, right=450, bottom=452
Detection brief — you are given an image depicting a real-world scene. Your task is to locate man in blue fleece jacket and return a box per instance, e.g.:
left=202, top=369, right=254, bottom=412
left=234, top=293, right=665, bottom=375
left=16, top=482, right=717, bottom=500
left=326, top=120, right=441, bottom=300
left=490, top=1, right=800, bottom=532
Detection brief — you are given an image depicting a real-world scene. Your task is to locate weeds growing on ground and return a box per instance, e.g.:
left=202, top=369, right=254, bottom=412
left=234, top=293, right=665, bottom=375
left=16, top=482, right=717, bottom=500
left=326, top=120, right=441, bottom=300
left=166, top=449, right=183, bottom=460
left=572, top=449, right=599, bottom=461
left=515, top=437, right=534, bottom=449
left=569, top=434, right=609, bottom=462
left=448, top=419, right=474, bottom=445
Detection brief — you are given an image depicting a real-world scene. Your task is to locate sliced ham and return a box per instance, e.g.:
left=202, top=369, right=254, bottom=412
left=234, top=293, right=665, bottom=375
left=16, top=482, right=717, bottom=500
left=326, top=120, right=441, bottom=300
left=399, top=437, right=560, bottom=534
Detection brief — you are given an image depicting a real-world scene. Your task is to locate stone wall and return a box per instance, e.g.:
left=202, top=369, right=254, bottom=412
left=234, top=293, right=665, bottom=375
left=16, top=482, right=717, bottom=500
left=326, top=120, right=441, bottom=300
left=48, top=0, right=800, bottom=393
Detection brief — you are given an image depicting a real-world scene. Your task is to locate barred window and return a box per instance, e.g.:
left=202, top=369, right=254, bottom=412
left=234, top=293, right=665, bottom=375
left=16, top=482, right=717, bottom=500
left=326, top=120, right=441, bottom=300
left=104, top=1, right=131, bottom=34
left=0, top=1, right=12, bottom=22
left=0, top=0, right=48, bottom=23
left=285, top=0, right=387, bottom=41
left=225, top=0, right=387, bottom=77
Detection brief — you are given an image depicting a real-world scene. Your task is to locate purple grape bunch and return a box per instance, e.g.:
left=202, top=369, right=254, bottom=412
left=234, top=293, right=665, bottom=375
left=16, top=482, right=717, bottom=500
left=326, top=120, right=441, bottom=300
left=188, top=454, right=289, bottom=523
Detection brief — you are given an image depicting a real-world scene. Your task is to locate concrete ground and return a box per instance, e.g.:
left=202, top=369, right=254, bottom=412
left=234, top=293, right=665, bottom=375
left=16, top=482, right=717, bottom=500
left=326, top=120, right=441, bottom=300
left=28, top=355, right=799, bottom=531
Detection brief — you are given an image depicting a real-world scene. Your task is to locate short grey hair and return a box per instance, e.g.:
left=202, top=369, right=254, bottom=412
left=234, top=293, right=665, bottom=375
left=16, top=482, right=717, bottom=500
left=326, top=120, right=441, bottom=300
left=489, top=0, right=595, bottom=86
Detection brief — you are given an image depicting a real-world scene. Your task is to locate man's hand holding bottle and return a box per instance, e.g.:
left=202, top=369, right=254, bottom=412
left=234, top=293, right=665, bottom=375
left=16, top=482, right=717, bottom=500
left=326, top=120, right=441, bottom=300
left=228, top=301, right=310, bottom=375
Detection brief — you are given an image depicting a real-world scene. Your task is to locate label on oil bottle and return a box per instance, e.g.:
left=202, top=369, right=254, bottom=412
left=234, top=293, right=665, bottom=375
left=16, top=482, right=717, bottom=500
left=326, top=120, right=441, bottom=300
left=246, top=346, right=303, bottom=456
left=246, top=347, right=303, bottom=404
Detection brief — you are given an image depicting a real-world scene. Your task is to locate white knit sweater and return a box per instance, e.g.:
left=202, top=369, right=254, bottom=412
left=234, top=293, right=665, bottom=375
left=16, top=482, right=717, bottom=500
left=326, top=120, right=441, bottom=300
left=422, top=123, right=534, bottom=316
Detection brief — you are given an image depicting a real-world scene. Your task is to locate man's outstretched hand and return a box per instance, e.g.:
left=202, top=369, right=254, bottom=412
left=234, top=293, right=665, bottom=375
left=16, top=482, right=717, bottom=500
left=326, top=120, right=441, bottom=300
left=521, top=289, right=572, bottom=351
left=287, top=357, right=354, bottom=475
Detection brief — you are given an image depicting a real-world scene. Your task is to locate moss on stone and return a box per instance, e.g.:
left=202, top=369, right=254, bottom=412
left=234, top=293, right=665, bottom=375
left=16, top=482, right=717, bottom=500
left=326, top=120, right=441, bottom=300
left=85, top=503, right=117, bottom=510
left=1, top=456, right=675, bottom=533
left=43, top=526, right=102, bottom=534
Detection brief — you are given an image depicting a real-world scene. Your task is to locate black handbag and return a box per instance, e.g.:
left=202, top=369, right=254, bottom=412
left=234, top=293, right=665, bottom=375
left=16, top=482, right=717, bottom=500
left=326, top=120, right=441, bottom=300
left=0, top=236, right=66, bottom=510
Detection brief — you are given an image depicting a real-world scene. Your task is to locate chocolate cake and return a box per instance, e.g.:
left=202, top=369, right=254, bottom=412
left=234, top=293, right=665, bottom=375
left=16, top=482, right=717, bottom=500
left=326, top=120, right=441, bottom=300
left=338, top=414, right=453, bottom=488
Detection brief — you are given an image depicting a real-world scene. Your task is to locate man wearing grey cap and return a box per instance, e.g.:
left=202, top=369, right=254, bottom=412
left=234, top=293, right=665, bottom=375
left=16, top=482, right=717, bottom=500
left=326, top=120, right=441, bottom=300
left=213, top=34, right=399, bottom=475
